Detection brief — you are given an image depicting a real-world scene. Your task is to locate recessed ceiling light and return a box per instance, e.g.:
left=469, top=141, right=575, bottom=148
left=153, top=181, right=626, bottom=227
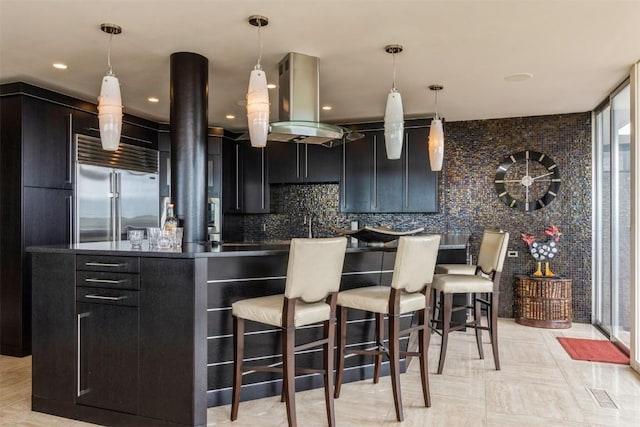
left=226, top=114, right=236, bottom=119
left=267, top=83, right=277, bottom=89
left=322, top=105, right=332, bottom=111
left=147, top=97, right=159, bottom=103
left=53, top=63, right=68, bottom=70
left=504, top=73, right=533, bottom=82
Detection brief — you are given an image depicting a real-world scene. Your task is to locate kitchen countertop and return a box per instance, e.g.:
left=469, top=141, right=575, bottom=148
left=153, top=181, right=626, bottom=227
left=27, top=232, right=469, bottom=258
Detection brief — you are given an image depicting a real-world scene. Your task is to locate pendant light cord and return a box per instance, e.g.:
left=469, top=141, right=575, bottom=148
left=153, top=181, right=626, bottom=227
left=107, top=33, right=114, bottom=76
left=391, top=52, right=397, bottom=92
left=434, top=89, right=439, bottom=119
left=255, top=20, right=263, bottom=70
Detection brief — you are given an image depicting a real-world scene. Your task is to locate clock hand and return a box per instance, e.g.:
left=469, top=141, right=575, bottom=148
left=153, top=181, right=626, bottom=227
left=531, top=171, right=554, bottom=180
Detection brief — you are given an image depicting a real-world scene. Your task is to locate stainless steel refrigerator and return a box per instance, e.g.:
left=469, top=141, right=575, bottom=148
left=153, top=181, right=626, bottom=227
left=75, top=134, right=160, bottom=243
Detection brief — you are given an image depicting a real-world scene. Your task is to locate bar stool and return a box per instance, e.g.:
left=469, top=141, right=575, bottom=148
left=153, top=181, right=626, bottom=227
left=429, top=230, right=509, bottom=374
left=230, top=237, right=347, bottom=427
left=334, top=235, right=440, bottom=422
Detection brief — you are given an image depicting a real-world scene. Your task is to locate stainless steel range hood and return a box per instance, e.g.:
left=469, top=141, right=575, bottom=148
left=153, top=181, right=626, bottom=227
left=238, top=52, right=359, bottom=147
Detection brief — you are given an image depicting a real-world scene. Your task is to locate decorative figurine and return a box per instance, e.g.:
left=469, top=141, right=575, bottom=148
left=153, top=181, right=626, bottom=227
left=521, top=225, right=562, bottom=277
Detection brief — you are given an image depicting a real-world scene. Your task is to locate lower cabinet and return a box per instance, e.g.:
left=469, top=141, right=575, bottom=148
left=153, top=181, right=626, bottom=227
left=76, top=299, right=139, bottom=414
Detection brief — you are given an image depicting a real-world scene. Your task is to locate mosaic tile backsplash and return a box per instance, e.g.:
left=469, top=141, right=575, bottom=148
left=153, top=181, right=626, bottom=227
left=234, top=112, right=593, bottom=322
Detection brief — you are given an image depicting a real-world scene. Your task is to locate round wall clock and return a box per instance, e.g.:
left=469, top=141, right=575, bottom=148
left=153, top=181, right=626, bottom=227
left=494, top=150, right=561, bottom=212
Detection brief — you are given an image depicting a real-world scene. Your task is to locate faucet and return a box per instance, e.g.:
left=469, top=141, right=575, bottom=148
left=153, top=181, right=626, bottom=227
left=303, top=214, right=313, bottom=238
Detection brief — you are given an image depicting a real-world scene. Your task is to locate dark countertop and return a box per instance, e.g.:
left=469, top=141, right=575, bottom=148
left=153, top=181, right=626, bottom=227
left=27, top=233, right=469, bottom=258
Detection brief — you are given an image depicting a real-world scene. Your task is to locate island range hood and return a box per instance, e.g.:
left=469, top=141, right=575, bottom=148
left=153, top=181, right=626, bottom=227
left=239, top=52, right=360, bottom=147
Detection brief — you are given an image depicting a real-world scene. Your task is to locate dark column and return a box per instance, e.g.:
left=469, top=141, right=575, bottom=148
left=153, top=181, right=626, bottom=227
left=170, top=52, right=208, bottom=243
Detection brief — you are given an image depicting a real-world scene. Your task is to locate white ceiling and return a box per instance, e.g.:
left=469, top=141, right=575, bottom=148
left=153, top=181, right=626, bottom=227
left=1, top=0, right=639, bottom=130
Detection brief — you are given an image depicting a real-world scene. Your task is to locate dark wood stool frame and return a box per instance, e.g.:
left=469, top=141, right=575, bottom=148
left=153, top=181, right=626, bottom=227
left=430, top=268, right=502, bottom=374
left=334, top=287, right=432, bottom=422
left=231, top=293, right=338, bottom=427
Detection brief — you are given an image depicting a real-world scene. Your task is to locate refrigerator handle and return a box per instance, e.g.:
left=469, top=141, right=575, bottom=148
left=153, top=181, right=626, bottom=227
left=116, top=172, right=122, bottom=241
left=109, top=172, right=117, bottom=242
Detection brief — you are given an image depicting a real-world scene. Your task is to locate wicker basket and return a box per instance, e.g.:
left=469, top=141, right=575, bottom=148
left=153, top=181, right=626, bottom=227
left=515, top=276, right=572, bottom=329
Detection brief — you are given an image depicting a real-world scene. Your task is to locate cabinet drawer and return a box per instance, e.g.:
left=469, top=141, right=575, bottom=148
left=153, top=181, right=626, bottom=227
left=76, top=255, right=139, bottom=273
left=76, top=271, right=139, bottom=290
left=77, top=286, right=139, bottom=307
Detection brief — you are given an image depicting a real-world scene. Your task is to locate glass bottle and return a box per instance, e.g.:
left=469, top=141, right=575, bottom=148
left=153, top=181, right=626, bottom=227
left=164, top=203, right=177, bottom=232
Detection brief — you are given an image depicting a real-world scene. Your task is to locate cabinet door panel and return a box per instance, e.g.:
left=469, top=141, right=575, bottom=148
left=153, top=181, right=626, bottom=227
left=76, top=302, right=139, bottom=414
left=340, top=133, right=373, bottom=212
left=222, top=141, right=242, bottom=213
left=242, top=146, right=269, bottom=213
left=373, top=131, right=403, bottom=212
left=305, top=143, right=341, bottom=183
left=23, top=187, right=73, bottom=247
left=22, top=97, right=73, bottom=189
left=268, top=141, right=301, bottom=183
left=405, top=127, right=438, bottom=212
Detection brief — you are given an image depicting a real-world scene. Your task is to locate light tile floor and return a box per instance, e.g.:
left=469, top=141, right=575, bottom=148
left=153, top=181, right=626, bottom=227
left=1, top=319, right=639, bottom=426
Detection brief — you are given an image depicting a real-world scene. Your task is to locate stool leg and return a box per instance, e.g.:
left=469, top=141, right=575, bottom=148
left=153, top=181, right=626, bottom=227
left=373, top=312, right=384, bottom=384
left=282, top=326, right=297, bottom=427
left=231, top=316, right=244, bottom=421
left=490, top=292, right=501, bottom=370
left=437, top=293, right=453, bottom=374
left=389, top=314, right=404, bottom=422
left=323, top=318, right=336, bottom=427
left=473, top=293, right=484, bottom=360
left=334, top=306, right=347, bottom=398
left=417, top=307, right=431, bottom=407
left=430, top=288, right=439, bottom=332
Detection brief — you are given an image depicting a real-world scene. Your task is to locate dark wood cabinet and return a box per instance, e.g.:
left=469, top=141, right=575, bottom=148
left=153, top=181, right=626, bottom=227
left=340, top=132, right=374, bottom=212
left=340, top=123, right=439, bottom=213
left=76, top=301, right=139, bottom=414
left=207, top=137, right=222, bottom=199
left=404, top=127, right=438, bottom=212
left=75, top=256, right=140, bottom=414
left=22, top=97, right=74, bottom=189
left=268, top=142, right=340, bottom=183
left=222, top=140, right=269, bottom=214
left=31, top=252, right=76, bottom=402
left=372, top=131, right=403, bottom=212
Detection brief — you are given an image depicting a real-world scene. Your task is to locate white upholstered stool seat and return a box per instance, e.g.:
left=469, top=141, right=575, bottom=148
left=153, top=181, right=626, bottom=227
left=431, top=274, right=494, bottom=294
left=428, top=230, right=509, bottom=375
left=334, top=235, right=440, bottom=422
left=231, top=237, right=347, bottom=427
left=336, top=286, right=427, bottom=314
left=232, top=295, right=331, bottom=327
left=434, top=264, right=476, bottom=275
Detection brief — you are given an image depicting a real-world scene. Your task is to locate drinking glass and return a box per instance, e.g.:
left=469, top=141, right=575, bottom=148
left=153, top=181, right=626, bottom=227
left=128, top=229, right=144, bottom=249
left=157, top=230, right=173, bottom=249
left=147, top=227, right=161, bottom=249
left=174, top=227, right=184, bottom=248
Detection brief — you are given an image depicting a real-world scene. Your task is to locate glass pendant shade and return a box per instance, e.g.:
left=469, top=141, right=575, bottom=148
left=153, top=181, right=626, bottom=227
left=428, top=117, right=444, bottom=171
left=246, top=68, right=269, bottom=148
left=97, top=75, right=122, bottom=151
left=384, top=90, right=404, bottom=159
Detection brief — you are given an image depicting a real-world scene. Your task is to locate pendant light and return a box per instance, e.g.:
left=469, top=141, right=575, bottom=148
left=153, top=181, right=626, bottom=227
left=384, top=44, right=404, bottom=160
left=428, top=84, right=444, bottom=171
left=246, top=15, right=270, bottom=148
left=97, top=23, right=123, bottom=151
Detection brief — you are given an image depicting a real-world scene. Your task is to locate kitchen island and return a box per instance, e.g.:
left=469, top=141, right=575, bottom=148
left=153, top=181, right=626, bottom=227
left=28, top=235, right=468, bottom=427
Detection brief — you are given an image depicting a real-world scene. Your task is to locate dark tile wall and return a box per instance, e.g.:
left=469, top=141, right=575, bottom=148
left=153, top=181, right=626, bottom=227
left=236, top=112, right=593, bottom=322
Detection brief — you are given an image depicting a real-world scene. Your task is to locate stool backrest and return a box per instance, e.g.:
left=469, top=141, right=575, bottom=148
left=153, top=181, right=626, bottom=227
left=477, top=230, right=510, bottom=273
left=390, top=235, right=441, bottom=293
left=284, top=237, right=348, bottom=303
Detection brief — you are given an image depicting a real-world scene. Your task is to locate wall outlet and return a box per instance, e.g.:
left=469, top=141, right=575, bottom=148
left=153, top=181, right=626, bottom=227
left=507, top=250, right=518, bottom=258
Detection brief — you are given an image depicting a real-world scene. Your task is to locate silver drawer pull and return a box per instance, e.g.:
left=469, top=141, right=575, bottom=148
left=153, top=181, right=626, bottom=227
left=84, top=294, right=128, bottom=301
left=85, top=278, right=127, bottom=284
left=84, top=262, right=125, bottom=268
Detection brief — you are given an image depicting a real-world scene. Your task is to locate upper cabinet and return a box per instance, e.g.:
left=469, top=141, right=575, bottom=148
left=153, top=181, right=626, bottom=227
left=21, top=97, right=74, bottom=189
left=340, top=124, right=439, bottom=213
left=268, top=142, right=341, bottom=184
left=222, top=140, right=269, bottom=214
